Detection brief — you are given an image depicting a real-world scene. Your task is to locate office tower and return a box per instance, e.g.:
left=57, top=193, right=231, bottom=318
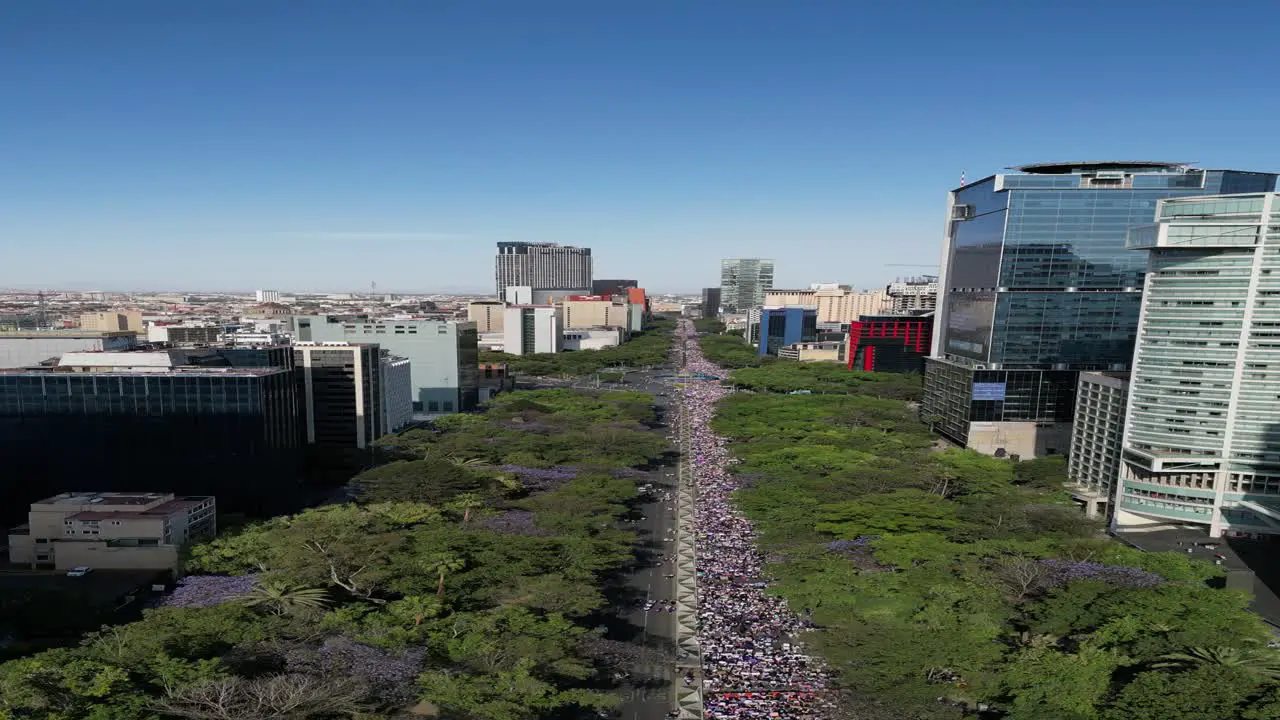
left=720, top=258, right=775, bottom=313
left=592, top=279, right=638, bottom=296
left=885, top=277, right=938, bottom=313
left=1068, top=372, right=1130, bottom=520
left=701, top=287, right=722, bottom=318
left=847, top=314, right=933, bottom=372
left=0, top=329, right=137, bottom=369
left=924, top=161, right=1277, bottom=459
left=293, top=343, right=384, bottom=450
left=494, top=242, right=593, bottom=298
left=756, top=307, right=817, bottom=356
left=255, top=289, right=281, bottom=303
left=380, top=353, right=413, bottom=433
left=1116, top=193, right=1280, bottom=537
left=503, top=306, right=563, bottom=355
left=293, top=317, right=479, bottom=414
left=0, top=351, right=300, bottom=518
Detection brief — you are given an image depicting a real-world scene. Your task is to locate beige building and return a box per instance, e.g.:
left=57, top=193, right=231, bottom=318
left=8, top=492, right=216, bottom=572
left=764, top=285, right=889, bottom=324
left=79, top=310, right=144, bottom=333
left=777, top=341, right=844, bottom=363
left=560, top=298, right=632, bottom=329
left=467, top=300, right=506, bottom=333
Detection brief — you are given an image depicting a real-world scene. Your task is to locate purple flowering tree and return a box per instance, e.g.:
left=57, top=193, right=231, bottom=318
left=161, top=574, right=259, bottom=609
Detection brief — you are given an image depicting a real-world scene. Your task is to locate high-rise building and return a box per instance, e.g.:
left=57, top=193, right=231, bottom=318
left=720, top=258, right=775, bottom=313
left=293, top=343, right=384, bottom=450
left=293, top=317, right=479, bottom=414
left=380, top=353, right=413, bottom=433
left=592, top=279, right=638, bottom=297
left=756, top=307, right=817, bottom=356
left=255, top=289, right=281, bottom=303
left=494, top=242, right=593, bottom=298
left=924, top=161, right=1277, bottom=459
left=561, top=296, right=633, bottom=330
left=701, top=288, right=722, bottom=318
left=1116, top=193, right=1280, bottom=537
left=503, top=306, right=563, bottom=355
left=885, top=278, right=938, bottom=313
left=1068, top=372, right=1129, bottom=521
left=0, top=351, right=301, bottom=518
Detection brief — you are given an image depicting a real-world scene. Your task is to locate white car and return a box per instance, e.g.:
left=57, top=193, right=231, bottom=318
left=66, top=566, right=92, bottom=577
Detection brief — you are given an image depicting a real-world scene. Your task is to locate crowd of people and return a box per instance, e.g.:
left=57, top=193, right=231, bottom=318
left=676, top=323, right=836, bottom=720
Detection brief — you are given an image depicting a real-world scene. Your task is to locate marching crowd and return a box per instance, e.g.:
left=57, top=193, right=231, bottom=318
left=676, top=323, right=837, bottom=720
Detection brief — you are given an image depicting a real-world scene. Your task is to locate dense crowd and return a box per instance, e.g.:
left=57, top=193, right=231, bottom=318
left=676, top=323, right=836, bottom=720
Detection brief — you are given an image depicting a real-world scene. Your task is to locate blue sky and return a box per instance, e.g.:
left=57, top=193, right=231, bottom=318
left=3, top=1, right=1278, bottom=294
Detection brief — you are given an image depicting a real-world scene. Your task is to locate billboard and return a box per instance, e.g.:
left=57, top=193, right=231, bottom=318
left=972, top=382, right=1007, bottom=401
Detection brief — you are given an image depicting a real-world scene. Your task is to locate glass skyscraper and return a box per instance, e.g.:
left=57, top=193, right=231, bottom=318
left=720, top=258, right=775, bottom=313
left=923, top=162, right=1277, bottom=458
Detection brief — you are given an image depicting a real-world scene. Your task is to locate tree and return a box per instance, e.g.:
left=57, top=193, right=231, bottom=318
left=154, top=674, right=367, bottom=720
left=1153, top=645, right=1280, bottom=680
left=350, top=459, right=491, bottom=504
left=448, top=492, right=485, bottom=524
left=426, top=554, right=466, bottom=600
left=1099, top=664, right=1261, bottom=720
left=999, top=646, right=1127, bottom=720
left=387, top=595, right=444, bottom=627
left=815, top=489, right=960, bottom=538
left=234, top=581, right=331, bottom=616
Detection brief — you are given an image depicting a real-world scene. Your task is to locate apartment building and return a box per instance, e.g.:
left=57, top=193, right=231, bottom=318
left=8, top=491, right=216, bottom=572
left=561, top=296, right=633, bottom=330
left=777, top=341, right=844, bottom=363
left=764, top=285, right=890, bottom=324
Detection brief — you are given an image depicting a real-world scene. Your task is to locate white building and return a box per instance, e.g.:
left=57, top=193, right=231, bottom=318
left=255, top=289, right=281, bottom=303
left=381, top=353, right=413, bottom=432
left=222, top=331, right=289, bottom=347
left=563, top=327, right=626, bottom=351
left=504, top=306, right=563, bottom=355
left=0, top=330, right=138, bottom=369
left=8, top=491, right=216, bottom=572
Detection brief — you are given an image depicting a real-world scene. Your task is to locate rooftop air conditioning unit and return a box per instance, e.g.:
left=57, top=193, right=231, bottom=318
left=951, top=204, right=974, bottom=220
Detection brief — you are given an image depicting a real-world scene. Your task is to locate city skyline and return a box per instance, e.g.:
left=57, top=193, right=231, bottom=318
left=6, top=2, right=1280, bottom=291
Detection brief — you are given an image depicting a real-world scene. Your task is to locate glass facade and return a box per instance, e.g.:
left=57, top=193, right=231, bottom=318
left=758, top=307, right=817, bottom=356
left=720, top=259, right=775, bottom=313
left=0, top=369, right=301, bottom=522
left=928, top=163, right=1277, bottom=452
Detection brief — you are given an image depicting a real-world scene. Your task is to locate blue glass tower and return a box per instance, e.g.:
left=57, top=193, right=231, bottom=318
left=923, top=162, right=1277, bottom=457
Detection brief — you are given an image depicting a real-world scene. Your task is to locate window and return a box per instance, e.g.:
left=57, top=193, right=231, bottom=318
left=443, top=401, right=454, bottom=411
left=428, top=401, right=440, bottom=412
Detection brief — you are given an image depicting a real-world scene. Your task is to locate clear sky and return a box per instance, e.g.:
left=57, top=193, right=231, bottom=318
left=3, top=1, right=1278, bottom=294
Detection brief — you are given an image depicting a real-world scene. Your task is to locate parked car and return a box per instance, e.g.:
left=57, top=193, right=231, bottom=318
left=66, top=566, right=93, bottom=577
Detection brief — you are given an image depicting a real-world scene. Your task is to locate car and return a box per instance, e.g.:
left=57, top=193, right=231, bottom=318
left=66, top=566, right=93, bottom=577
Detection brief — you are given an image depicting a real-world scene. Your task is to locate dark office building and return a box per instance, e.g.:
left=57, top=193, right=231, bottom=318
left=758, top=307, right=817, bottom=356
left=924, top=161, right=1277, bottom=458
left=165, top=325, right=224, bottom=345
left=293, top=343, right=383, bottom=450
left=701, top=288, right=722, bottom=319
left=0, top=364, right=301, bottom=523
left=847, top=313, right=932, bottom=373
left=592, top=279, right=639, bottom=297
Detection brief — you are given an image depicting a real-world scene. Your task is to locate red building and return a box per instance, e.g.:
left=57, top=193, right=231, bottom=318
left=847, top=313, right=933, bottom=373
